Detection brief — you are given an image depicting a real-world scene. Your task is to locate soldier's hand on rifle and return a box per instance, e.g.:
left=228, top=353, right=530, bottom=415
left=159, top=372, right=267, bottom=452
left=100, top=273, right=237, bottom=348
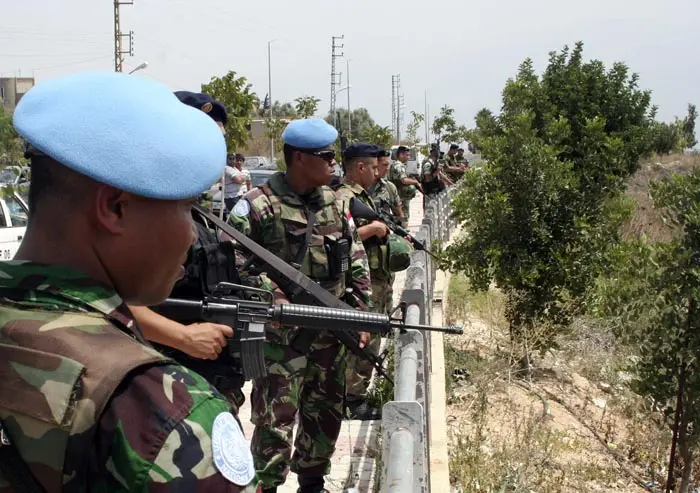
left=371, top=220, right=390, bottom=239
left=270, top=297, right=291, bottom=329
left=358, top=331, right=371, bottom=348
left=183, top=322, right=233, bottom=360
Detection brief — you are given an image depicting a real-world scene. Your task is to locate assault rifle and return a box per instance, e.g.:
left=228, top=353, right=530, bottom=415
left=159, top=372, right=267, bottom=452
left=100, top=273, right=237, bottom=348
left=190, top=204, right=458, bottom=386
left=154, top=282, right=463, bottom=386
left=349, top=197, right=439, bottom=259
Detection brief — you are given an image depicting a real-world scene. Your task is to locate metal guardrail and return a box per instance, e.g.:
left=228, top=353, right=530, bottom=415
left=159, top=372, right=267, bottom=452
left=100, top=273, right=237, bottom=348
left=380, top=189, right=455, bottom=493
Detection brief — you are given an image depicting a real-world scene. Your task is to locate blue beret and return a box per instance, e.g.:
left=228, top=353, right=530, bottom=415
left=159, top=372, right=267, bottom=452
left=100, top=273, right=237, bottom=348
left=282, top=118, right=338, bottom=149
left=343, top=142, right=382, bottom=160
left=13, top=72, right=226, bottom=200
left=174, top=91, right=228, bottom=125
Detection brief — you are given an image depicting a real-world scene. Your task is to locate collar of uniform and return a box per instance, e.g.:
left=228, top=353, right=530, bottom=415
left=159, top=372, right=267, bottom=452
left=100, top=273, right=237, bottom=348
left=268, top=172, right=333, bottom=207
left=0, top=261, right=143, bottom=339
left=341, top=180, right=367, bottom=196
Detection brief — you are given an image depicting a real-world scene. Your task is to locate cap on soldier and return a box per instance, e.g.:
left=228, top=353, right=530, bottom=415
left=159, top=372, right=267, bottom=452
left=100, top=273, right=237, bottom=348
left=174, top=91, right=228, bottom=125
left=282, top=118, right=338, bottom=149
left=13, top=71, right=226, bottom=201
left=450, top=143, right=459, bottom=150
left=342, top=142, right=382, bottom=160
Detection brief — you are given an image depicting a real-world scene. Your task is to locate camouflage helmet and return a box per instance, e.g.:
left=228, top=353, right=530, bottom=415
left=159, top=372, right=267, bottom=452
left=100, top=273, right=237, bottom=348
left=387, top=234, right=413, bottom=272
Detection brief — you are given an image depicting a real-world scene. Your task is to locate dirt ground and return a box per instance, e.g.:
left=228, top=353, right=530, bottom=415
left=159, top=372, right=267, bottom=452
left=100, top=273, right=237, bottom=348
left=445, top=309, right=668, bottom=493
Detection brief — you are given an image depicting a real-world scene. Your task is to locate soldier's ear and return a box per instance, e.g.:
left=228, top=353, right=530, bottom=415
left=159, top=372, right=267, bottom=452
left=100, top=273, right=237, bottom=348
left=94, top=185, right=128, bottom=234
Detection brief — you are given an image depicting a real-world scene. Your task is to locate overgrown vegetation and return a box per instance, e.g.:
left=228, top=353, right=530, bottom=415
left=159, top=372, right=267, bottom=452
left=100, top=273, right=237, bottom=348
left=444, top=40, right=700, bottom=492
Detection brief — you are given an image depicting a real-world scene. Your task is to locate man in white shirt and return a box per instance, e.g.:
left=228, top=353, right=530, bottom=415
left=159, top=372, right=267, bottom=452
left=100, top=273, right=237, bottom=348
left=224, top=153, right=251, bottom=211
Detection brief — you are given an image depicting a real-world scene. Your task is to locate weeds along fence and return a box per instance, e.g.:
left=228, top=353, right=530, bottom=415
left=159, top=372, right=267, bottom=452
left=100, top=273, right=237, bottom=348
left=380, top=188, right=456, bottom=493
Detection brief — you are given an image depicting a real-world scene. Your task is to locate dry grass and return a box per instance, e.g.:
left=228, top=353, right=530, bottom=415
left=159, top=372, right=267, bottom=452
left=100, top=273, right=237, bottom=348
left=622, top=153, right=700, bottom=242
left=444, top=275, right=671, bottom=493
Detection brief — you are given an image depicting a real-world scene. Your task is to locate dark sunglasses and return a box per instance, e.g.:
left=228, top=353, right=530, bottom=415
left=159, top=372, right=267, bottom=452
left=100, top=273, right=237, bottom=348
left=299, top=149, right=336, bottom=163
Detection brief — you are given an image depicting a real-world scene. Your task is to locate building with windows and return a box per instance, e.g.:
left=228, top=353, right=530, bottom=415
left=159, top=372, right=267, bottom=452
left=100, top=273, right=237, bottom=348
left=0, top=77, right=35, bottom=111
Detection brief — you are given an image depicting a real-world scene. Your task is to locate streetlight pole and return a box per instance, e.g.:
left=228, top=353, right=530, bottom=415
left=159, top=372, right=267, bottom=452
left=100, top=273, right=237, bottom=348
left=267, top=40, right=275, bottom=165
left=347, top=59, right=351, bottom=139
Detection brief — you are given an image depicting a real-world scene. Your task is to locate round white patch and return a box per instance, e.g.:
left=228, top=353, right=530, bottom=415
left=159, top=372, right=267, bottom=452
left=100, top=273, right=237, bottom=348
left=211, top=412, right=255, bottom=486
left=233, top=199, right=250, bottom=217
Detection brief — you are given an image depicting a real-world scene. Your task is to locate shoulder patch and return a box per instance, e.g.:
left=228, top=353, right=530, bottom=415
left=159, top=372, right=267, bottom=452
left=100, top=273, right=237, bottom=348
left=212, top=412, right=255, bottom=486
left=233, top=199, right=250, bottom=217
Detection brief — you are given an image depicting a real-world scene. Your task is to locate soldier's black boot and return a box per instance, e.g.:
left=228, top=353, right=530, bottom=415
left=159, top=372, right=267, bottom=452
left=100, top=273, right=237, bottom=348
left=346, top=400, right=382, bottom=420
left=297, top=475, right=328, bottom=493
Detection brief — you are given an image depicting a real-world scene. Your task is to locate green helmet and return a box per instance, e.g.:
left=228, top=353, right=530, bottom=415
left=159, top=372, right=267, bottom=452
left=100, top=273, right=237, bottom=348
left=386, top=234, right=413, bottom=272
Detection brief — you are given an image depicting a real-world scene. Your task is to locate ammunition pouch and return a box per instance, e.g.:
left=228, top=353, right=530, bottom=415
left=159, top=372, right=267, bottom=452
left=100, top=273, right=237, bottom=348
left=325, top=237, right=350, bottom=282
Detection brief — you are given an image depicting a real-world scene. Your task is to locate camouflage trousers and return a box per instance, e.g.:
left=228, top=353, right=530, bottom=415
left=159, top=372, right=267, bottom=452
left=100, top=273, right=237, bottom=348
left=401, top=199, right=411, bottom=223
left=345, top=277, right=394, bottom=402
left=251, top=330, right=346, bottom=488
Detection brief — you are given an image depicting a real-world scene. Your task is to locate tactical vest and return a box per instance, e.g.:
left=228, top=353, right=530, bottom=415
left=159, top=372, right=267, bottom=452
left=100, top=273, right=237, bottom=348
left=259, top=182, right=347, bottom=299
left=169, top=213, right=241, bottom=304
left=337, top=184, right=392, bottom=282
left=0, top=302, right=168, bottom=493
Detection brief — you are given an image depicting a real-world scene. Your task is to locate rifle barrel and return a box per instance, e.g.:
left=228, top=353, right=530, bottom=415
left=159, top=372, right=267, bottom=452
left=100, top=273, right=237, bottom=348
left=393, top=322, right=464, bottom=335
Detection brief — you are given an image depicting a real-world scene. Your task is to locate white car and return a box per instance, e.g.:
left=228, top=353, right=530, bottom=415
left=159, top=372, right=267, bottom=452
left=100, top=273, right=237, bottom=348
left=0, top=191, right=29, bottom=260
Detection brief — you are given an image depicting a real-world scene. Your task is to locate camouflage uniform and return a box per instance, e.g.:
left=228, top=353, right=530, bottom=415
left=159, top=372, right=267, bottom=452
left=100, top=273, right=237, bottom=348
left=0, top=261, right=259, bottom=493
left=230, top=172, right=371, bottom=489
left=335, top=180, right=386, bottom=405
left=388, top=160, right=415, bottom=223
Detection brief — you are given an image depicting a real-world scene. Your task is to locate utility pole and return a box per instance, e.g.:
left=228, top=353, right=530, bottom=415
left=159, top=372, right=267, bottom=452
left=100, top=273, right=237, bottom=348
left=268, top=40, right=274, bottom=164
left=425, top=89, right=429, bottom=144
left=391, top=75, right=398, bottom=142
left=347, top=59, right=351, bottom=138
left=113, top=0, right=134, bottom=72
left=330, top=35, right=344, bottom=128
left=391, top=74, right=401, bottom=143
left=397, top=94, right=405, bottom=143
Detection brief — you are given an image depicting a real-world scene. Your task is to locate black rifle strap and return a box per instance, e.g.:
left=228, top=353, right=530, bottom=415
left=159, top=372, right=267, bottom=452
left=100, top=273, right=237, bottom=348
left=193, top=205, right=393, bottom=383
left=292, top=207, right=316, bottom=268
left=0, top=420, right=46, bottom=493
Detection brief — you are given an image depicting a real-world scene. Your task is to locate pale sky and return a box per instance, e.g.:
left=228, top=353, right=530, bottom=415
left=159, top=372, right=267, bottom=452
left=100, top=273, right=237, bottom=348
left=2, top=0, right=698, bottom=132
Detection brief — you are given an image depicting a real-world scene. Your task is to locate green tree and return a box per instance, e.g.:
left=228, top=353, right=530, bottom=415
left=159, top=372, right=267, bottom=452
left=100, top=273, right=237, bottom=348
left=431, top=105, right=468, bottom=145
left=405, top=111, right=425, bottom=145
left=201, top=71, right=257, bottom=151
left=326, top=108, right=376, bottom=142
left=619, top=169, right=700, bottom=493
left=361, top=123, right=393, bottom=149
left=295, top=96, right=321, bottom=118
left=264, top=117, right=287, bottom=169
left=442, top=42, right=655, bottom=359
left=257, top=99, right=297, bottom=119
left=683, top=103, right=697, bottom=149
left=0, top=107, right=26, bottom=166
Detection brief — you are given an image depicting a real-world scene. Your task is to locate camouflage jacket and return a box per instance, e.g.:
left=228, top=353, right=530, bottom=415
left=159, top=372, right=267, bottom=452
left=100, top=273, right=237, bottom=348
left=369, top=178, right=402, bottom=218
left=388, top=161, right=416, bottom=201
left=0, top=261, right=259, bottom=493
left=229, top=172, right=371, bottom=311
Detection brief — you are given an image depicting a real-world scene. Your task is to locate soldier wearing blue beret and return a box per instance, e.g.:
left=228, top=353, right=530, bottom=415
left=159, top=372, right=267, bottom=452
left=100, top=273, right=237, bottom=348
left=230, top=119, right=373, bottom=493
left=1, top=71, right=259, bottom=493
